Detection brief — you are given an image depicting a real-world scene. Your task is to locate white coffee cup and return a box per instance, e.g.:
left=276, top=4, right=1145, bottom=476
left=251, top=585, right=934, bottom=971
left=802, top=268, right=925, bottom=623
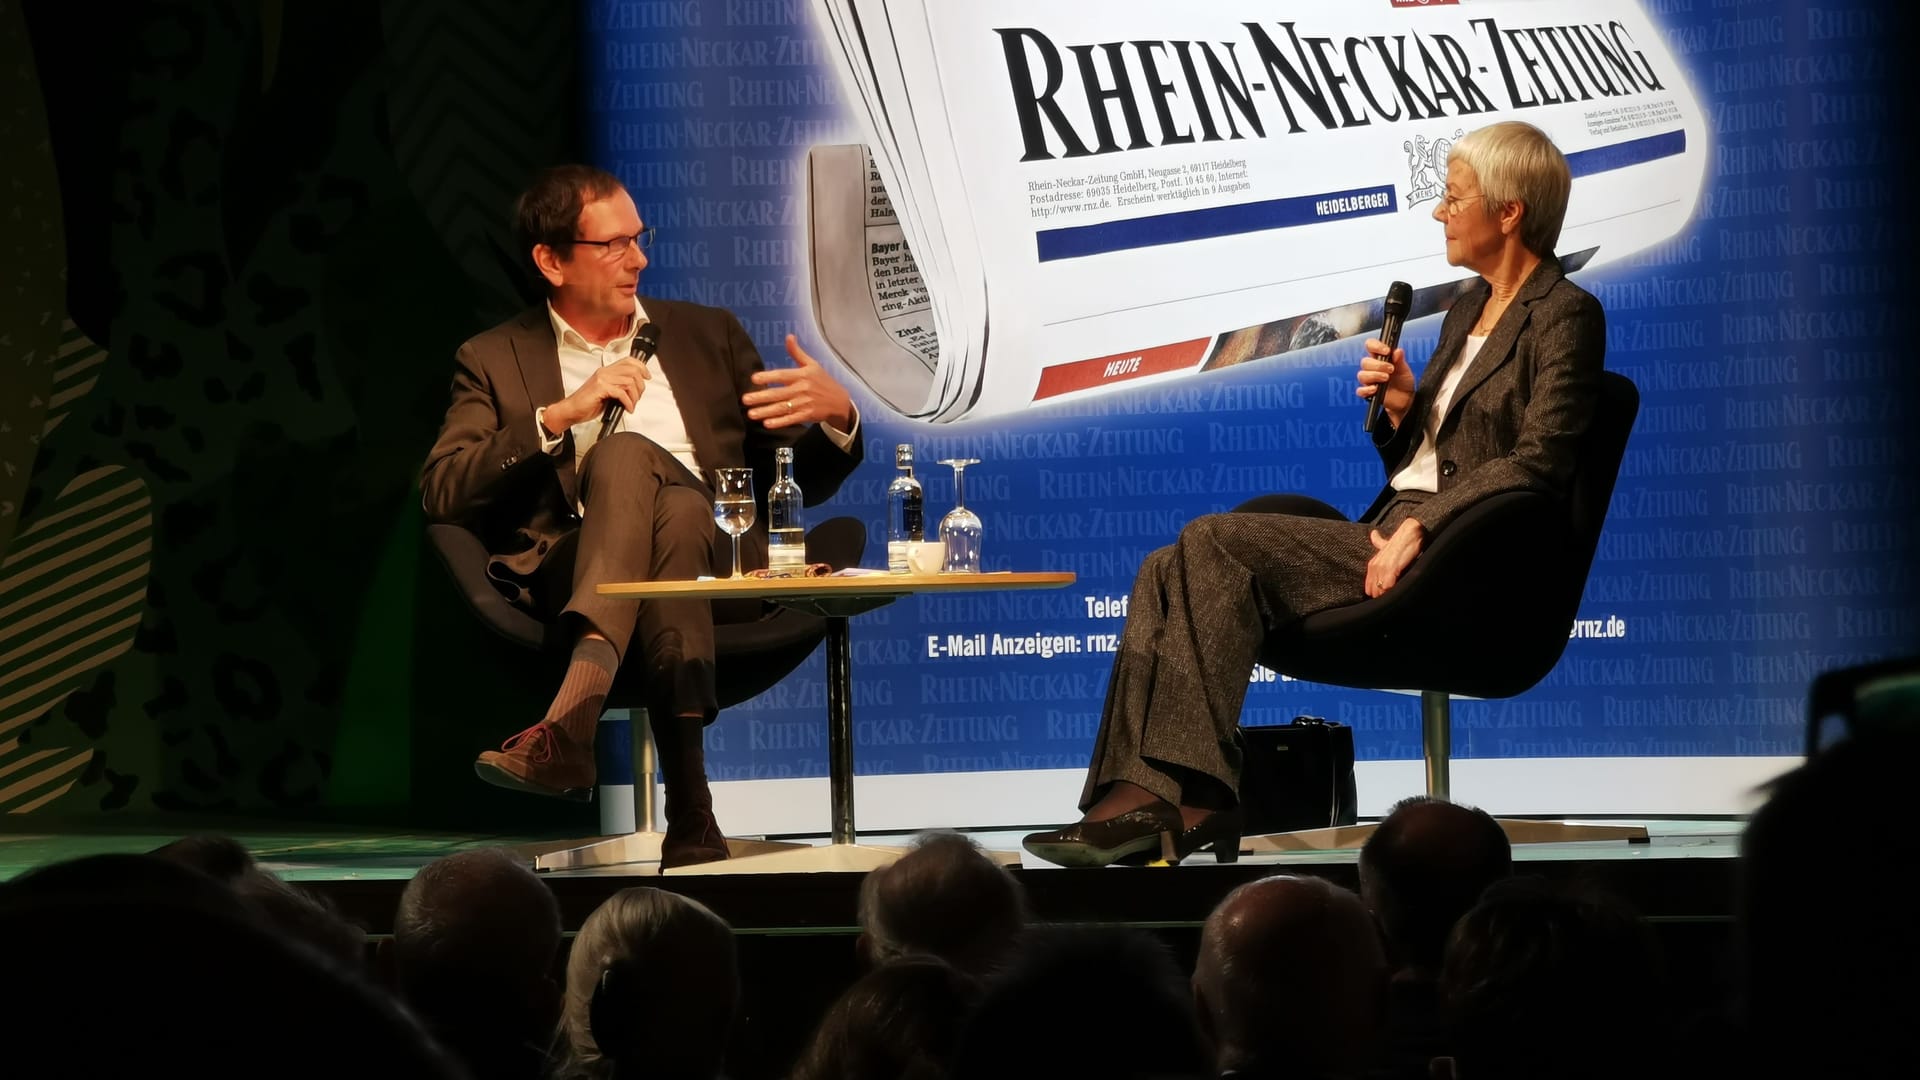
left=906, top=540, right=945, bottom=575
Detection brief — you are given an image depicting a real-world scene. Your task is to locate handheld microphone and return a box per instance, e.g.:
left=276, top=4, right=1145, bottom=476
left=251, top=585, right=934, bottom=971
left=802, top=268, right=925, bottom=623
left=599, top=321, right=661, bottom=440
left=1363, top=281, right=1413, bottom=434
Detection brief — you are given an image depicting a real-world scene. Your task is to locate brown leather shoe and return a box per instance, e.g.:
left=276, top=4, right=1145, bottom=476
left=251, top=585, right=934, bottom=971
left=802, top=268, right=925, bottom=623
left=661, top=807, right=729, bottom=870
left=474, top=723, right=594, bottom=802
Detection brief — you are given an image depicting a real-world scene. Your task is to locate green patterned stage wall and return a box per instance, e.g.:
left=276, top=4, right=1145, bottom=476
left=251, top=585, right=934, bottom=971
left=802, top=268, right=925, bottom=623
left=0, top=1, right=592, bottom=830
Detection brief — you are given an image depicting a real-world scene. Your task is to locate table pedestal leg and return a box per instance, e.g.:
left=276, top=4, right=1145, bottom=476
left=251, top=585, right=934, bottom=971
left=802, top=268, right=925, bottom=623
left=666, top=614, right=916, bottom=875
left=827, top=615, right=855, bottom=846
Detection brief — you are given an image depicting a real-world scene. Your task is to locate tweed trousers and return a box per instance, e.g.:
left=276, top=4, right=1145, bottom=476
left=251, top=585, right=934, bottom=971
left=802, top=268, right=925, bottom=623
left=1079, top=497, right=1424, bottom=810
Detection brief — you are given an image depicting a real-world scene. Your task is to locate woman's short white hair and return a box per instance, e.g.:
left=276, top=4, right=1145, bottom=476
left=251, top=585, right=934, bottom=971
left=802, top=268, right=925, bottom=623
left=1448, top=121, right=1571, bottom=258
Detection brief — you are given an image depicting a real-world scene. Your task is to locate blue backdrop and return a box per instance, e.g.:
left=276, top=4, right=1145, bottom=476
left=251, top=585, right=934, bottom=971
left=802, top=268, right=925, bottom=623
left=583, top=0, right=1914, bottom=787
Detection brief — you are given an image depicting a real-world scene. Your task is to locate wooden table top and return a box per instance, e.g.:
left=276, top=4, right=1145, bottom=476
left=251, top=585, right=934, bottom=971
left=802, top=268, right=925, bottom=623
left=597, top=571, right=1076, bottom=601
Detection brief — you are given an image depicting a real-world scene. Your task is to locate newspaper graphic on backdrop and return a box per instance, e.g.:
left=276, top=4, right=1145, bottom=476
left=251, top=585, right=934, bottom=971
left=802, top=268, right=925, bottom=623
left=808, top=0, right=1706, bottom=423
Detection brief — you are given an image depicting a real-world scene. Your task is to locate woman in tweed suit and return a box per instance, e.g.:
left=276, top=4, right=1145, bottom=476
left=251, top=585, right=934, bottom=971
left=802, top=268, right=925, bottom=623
left=1026, top=122, right=1606, bottom=868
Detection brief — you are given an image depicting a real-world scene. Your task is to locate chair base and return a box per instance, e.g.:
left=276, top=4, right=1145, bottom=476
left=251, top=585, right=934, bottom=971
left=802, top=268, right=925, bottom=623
left=525, top=830, right=807, bottom=873
left=661, top=839, right=1023, bottom=876
left=1242, top=817, right=1650, bottom=854
left=663, top=841, right=911, bottom=876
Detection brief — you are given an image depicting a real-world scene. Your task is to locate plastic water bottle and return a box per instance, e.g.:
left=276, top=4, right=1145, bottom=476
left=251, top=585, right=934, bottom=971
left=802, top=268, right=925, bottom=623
left=887, top=443, right=924, bottom=573
left=768, top=446, right=806, bottom=576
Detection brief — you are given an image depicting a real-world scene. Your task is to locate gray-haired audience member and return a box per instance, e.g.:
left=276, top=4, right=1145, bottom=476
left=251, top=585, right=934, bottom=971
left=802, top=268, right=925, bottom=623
left=553, top=886, right=738, bottom=1080
left=791, top=955, right=981, bottom=1080
left=857, top=831, right=1028, bottom=977
left=392, top=847, right=564, bottom=1080
left=1192, top=875, right=1387, bottom=1079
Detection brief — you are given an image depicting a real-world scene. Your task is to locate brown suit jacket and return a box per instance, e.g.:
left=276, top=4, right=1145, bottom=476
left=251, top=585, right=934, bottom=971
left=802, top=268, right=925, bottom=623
left=1364, top=255, right=1606, bottom=536
left=420, top=298, right=863, bottom=589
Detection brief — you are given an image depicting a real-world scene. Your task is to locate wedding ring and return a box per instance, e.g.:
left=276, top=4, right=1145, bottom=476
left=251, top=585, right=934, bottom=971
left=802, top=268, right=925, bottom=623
left=785, top=400, right=795, bottom=413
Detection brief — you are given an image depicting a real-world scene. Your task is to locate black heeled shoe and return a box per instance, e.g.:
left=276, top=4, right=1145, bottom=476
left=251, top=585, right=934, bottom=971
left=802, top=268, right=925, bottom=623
left=1022, top=801, right=1182, bottom=868
left=1170, top=808, right=1243, bottom=864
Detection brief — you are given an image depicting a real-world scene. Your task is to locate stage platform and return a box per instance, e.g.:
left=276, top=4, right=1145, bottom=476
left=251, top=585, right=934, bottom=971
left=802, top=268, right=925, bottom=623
left=0, top=817, right=1740, bottom=933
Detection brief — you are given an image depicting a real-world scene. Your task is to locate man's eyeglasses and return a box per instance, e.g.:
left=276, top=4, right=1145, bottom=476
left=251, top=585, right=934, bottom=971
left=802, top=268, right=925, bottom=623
left=573, top=226, right=657, bottom=257
left=1441, top=193, right=1487, bottom=217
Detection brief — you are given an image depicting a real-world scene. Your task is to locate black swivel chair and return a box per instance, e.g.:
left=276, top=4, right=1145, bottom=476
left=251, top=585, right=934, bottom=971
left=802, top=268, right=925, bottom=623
left=1237, top=370, right=1644, bottom=849
left=426, top=516, right=866, bottom=869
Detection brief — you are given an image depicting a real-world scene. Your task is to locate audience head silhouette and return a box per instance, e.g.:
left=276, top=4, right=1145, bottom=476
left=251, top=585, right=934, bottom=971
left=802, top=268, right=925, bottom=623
left=1359, top=796, right=1512, bottom=974
left=554, top=886, right=738, bottom=1080
left=1739, top=724, right=1919, bottom=1079
left=952, top=924, right=1208, bottom=1079
left=791, top=955, right=981, bottom=1080
left=1192, top=874, right=1386, bottom=1078
left=393, top=847, right=564, bottom=1080
left=857, top=831, right=1027, bottom=977
left=149, top=834, right=366, bottom=968
left=150, top=833, right=367, bottom=970
left=1438, top=875, right=1663, bottom=1080
left=0, top=852, right=462, bottom=1078
left=149, top=832, right=257, bottom=880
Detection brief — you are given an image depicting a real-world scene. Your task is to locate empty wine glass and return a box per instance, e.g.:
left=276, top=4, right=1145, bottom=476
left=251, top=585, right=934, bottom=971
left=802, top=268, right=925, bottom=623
left=937, top=458, right=982, bottom=573
left=712, top=467, right=755, bottom=579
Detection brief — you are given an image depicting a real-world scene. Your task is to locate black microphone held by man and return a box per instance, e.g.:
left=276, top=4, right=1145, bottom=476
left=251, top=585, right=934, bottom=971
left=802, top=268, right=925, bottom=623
left=599, top=320, right=662, bottom=440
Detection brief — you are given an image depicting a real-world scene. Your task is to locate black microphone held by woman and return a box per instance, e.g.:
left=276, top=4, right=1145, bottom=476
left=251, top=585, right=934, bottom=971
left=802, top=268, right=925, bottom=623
left=1363, top=281, right=1412, bottom=434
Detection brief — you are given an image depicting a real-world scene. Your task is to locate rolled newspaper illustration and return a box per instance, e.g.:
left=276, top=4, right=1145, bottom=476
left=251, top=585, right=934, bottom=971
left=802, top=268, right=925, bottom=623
left=808, top=0, right=1705, bottom=423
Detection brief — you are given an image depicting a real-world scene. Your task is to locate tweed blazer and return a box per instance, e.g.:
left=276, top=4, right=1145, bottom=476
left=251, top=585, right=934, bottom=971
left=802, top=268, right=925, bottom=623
left=420, top=297, right=863, bottom=581
left=1362, top=255, right=1606, bottom=536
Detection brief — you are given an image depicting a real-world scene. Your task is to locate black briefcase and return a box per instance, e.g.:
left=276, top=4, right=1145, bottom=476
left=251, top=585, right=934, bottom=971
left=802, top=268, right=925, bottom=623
left=1238, top=716, right=1359, bottom=833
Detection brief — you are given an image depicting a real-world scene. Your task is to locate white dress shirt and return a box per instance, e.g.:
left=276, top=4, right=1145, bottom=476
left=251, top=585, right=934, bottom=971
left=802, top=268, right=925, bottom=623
left=533, top=300, right=859, bottom=484
left=1390, top=333, right=1488, bottom=494
left=537, top=301, right=699, bottom=475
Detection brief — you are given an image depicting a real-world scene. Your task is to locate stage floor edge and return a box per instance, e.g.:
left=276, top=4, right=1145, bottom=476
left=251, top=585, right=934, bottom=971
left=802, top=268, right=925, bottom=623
left=0, top=818, right=1741, bottom=934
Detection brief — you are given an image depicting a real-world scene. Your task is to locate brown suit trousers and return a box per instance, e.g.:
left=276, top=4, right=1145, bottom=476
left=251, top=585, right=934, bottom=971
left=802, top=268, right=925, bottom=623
left=538, top=432, right=716, bottom=720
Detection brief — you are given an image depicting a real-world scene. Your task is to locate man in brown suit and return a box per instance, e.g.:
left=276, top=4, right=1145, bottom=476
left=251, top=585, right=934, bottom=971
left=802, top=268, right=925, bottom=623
left=422, top=165, right=862, bottom=867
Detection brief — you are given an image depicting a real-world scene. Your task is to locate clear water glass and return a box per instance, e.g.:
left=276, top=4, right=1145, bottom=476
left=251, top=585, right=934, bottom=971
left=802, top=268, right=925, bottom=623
left=711, top=467, right=755, bottom=579
left=937, top=458, right=983, bottom=573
